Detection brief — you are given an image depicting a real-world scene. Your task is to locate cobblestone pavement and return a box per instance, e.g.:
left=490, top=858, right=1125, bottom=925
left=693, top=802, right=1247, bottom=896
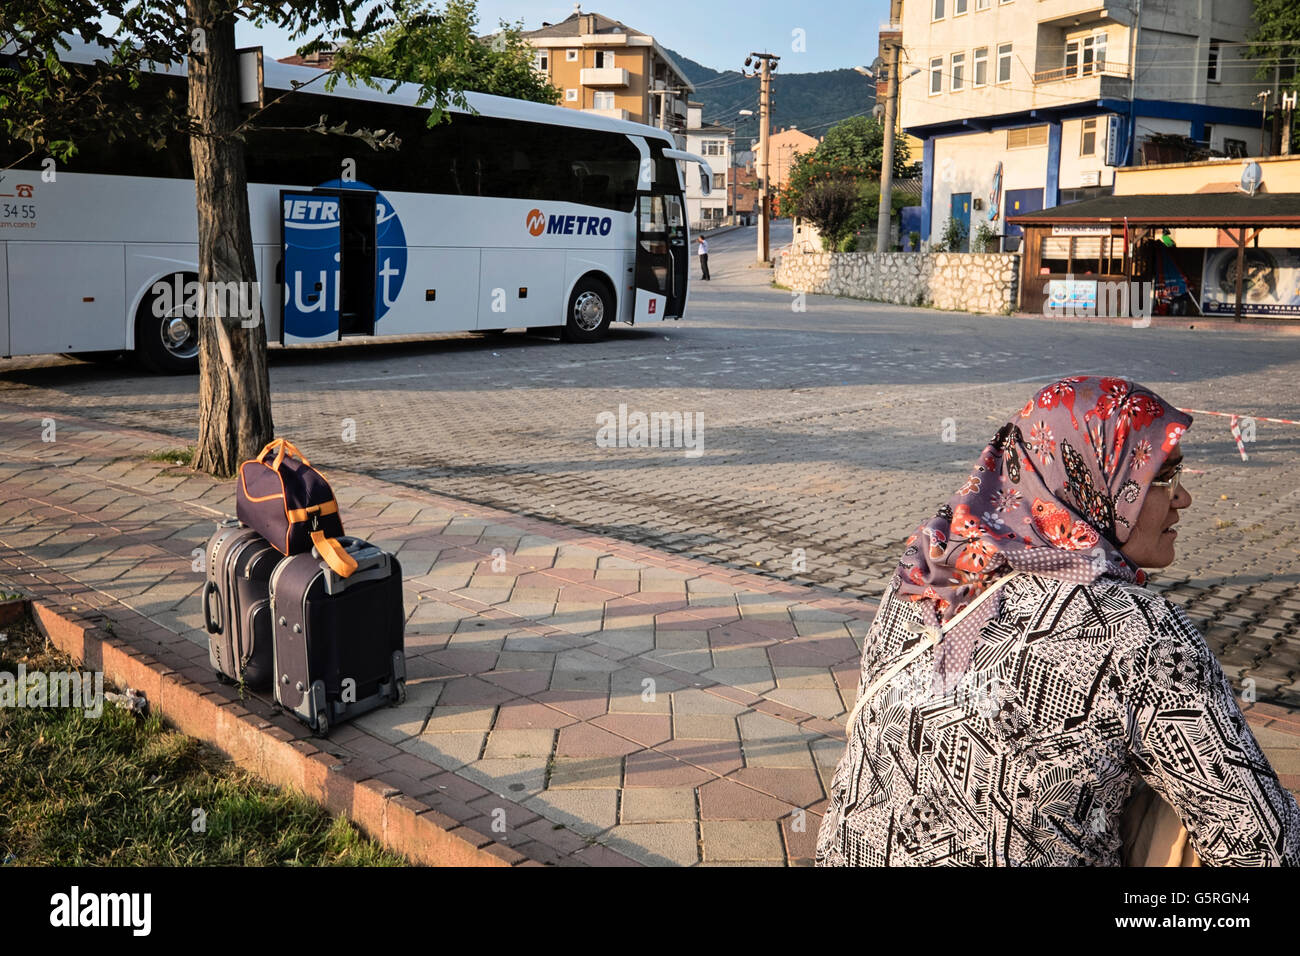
left=3, top=410, right=1297, bottom=866
left=2, top=222, right=1300, bottom=704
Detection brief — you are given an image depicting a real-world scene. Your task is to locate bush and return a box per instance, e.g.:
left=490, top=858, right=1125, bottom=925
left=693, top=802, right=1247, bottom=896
left=972, top=221, right=997, bottom=253
left=939, top=216, right=967, bottom=252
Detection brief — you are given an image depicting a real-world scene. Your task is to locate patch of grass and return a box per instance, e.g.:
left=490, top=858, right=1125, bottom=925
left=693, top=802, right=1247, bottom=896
left=145, top=447, right=194, bottom=467
left=0, top=613, right=407, bottom=866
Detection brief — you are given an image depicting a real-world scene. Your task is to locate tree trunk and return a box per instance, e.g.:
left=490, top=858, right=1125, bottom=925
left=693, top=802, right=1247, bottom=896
left=187, top=0, right=273, bottom=477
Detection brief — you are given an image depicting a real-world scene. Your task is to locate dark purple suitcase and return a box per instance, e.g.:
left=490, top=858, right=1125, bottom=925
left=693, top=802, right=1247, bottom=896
left=203, top=519, right=278, bottom=689
left=269, top=536, right=406, bottom=736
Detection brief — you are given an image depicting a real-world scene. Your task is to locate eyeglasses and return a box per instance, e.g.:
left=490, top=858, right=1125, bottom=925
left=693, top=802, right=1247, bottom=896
left=1149, top=461, right=1184, bottom=496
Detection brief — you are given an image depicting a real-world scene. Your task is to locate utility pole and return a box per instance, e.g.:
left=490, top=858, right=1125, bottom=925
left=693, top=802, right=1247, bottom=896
left=744, top=52, right=779, bottom=265
left=1284, top=90, right=1296, bottom=156
left=877, top=8, right=902, bottom=253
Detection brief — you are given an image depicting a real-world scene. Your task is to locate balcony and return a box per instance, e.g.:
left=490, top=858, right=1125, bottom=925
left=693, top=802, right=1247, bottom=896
left=580, top=67, right=630, bottom=87
left=583, top=107, right=630, bottom=121
left=1032, top=62, right=1128, bottom=84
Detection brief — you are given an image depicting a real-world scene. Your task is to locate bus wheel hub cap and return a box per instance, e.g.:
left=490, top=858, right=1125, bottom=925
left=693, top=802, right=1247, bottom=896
left=575, top=292, right=603, bottom=331
left=164, top=317, right=191, bottom=346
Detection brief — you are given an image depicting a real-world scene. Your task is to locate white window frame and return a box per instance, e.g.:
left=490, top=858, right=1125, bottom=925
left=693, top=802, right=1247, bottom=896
left=954, top=0, right=968, bottom=14
left=930, top=56, right=944, bottom=94
left=973, top=47, right=987, bottom=87
left=1067, top=32, right=1108, bottom=78
left=1207, top=40, right=1221, bottom=83
left=565, top=48, right=579, bottom=62
left=592, top=90, right=615, bottom=110
left=595, top=50, right=614, bottom=68
left=565, top=88, right=579, bottom=102
left=932, top=0, right=945, bottom=21
left=534, top=51, right=549, bottom=73
left=951, top=52, right=966, bottom=91
left=996, top=43, right=1013, bottom=84
left=1080, top=117, right=1097, bottom=156
left=976, top=0, right=989, bottom=8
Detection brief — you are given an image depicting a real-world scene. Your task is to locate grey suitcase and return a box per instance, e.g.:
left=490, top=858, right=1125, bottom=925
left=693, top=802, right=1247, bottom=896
left=269, top=536, right=406, bottom=737
left=203, top=519, right=278, bottom=688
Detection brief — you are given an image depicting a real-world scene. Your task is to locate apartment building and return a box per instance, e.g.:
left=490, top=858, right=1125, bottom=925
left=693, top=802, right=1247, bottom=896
left=519, top=8, right=693, bottom=135
left=684, top=103, right=732, bottom=230
left=899, top=0, right=1265, bottom=248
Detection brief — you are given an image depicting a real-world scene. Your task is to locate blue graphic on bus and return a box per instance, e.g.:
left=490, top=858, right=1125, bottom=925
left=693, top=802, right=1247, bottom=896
left=281, top=180, right=407, bottom=339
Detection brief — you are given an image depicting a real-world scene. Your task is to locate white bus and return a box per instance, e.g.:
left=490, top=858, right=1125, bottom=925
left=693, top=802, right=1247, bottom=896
left=0, top=41, right=714, bottom=372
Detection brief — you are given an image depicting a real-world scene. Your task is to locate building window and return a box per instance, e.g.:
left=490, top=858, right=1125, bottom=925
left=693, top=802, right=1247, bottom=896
left=565, top=88, right=579, bottom=102
left=595, top=50, right=614, bottom=68
left=1066, top=32, right=1108, bottom=77
left=1007, top=125, right=1048, bottom=149
left=1224, top=137, right=1247, bottom=157
left=951, top=52, right=966, bottom=91
left=973, top=47, right=988, bottom=87
left=713, top=171, right=726, bottom=188
left=932, top=0, right=945, bottom=20
left=593, top=91, right=615, bottom=110
left=702, top=139, right=725, bottom=156
left=534, top=51, right=549, bottom=73
left=930, top=56, right=944, bottom=94
left=997, top=43, right=1012, bottom=84
left=976, top=0, right=989, bottom=8
left=1081, top=117, right=1097, bottom=155
left=1208, top=40, right=1221, bottom=82
left=565, top=48, right=578, bottom=61
left=955, top=0, right=967, bottom=13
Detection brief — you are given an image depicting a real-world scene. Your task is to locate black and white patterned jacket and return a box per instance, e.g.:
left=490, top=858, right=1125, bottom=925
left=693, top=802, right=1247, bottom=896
left=816, top=573, right=1300, bottom=866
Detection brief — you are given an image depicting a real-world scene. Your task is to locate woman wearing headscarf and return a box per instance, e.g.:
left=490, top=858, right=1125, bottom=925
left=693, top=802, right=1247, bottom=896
left=816, top=375, right=1300, bottom=866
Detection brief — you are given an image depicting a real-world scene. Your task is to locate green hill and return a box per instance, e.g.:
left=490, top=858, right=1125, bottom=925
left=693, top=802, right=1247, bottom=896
left=667, top=48, right=877, bottom=143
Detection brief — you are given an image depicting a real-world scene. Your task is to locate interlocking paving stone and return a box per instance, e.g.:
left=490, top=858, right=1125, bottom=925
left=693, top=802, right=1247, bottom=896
left=5, top=248, right=1300, bottom=863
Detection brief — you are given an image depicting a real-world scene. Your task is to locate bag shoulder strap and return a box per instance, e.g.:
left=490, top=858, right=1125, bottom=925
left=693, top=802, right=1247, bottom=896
left=844, top=571, right=1025, bottom=733
left=310, top=530, right=358, bottom=578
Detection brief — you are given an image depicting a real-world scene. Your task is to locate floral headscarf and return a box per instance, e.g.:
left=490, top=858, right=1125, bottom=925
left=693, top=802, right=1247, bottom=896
left=895, top=376, right=1192, bottom=683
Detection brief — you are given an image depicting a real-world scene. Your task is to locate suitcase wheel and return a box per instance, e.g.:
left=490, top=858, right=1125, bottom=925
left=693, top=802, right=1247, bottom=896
left=390, top=678, right=407, bottom=706
left=313, top=710, right=330, bottom=738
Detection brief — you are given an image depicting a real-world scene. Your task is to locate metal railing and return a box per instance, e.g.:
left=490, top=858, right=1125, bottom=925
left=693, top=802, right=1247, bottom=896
left=1032, top=63, right=1128, bottom=84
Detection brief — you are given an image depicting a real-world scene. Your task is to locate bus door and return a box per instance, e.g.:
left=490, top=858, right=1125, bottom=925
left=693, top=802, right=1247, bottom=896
left=280, top=188, right=377, bottom=343
left=634, top=191, right=687, bottom=320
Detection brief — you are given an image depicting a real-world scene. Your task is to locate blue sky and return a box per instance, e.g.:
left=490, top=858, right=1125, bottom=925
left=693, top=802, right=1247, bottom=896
left=235, top=1, right=893, bottom=75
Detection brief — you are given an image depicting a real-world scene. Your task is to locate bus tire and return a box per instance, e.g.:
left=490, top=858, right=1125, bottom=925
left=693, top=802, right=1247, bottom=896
left=563, top=276, right=613, bottom=343
left=134, top=274, right=200, bottom=375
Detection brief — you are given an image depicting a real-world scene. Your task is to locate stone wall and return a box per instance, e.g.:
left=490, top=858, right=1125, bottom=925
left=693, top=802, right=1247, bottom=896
left=774, top=251, right=1020, bottom=314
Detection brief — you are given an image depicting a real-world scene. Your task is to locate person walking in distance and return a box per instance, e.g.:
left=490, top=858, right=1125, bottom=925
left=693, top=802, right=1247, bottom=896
left=697, top=236, right=710, bottom=280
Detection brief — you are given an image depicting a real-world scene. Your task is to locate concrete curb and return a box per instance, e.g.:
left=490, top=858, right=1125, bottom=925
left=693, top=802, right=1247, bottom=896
left=25, top=595, right=523, bottom=867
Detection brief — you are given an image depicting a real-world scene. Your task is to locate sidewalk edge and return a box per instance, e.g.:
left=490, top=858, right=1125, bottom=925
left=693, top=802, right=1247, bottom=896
left=26, top=598, right=519, bottom=868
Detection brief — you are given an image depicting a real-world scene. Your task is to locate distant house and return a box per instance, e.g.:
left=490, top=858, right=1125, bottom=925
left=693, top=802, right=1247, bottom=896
left=684, top=102, right=731, bottom=230
left=519, top=7, right=693, bottom=138
left=756, top=127, right=820, bottom=194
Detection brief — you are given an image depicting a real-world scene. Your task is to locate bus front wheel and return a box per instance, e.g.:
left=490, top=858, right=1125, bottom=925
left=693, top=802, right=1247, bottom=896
left=135, top=275, right=200, bottom=374
left=563, top=277, right=613, bottom=344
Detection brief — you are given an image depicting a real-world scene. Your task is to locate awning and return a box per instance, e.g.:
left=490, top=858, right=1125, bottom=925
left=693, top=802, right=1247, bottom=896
left=1008, top=191, right=1300, bottom=227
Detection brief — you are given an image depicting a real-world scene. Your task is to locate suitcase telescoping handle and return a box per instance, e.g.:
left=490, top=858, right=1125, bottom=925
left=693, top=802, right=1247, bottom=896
left=203, top=580, right=221, bottom=634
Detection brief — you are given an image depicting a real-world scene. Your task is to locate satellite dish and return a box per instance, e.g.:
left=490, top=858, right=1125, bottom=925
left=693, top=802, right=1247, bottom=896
left=872, top=104, right=885, bottom=120
left=1240, top=160, right=1263, bottom=196
left=871, top=55, right=885, bottom=73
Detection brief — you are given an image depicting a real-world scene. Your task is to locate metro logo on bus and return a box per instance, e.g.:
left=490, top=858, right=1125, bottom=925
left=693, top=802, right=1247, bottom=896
left=525, top=208, right=612, bottom=237
left=283, top=197, right=340, bottom=227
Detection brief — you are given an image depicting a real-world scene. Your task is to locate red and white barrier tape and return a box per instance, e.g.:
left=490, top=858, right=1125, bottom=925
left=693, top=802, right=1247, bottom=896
left=1177, top=407, right=1300, bottom=463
